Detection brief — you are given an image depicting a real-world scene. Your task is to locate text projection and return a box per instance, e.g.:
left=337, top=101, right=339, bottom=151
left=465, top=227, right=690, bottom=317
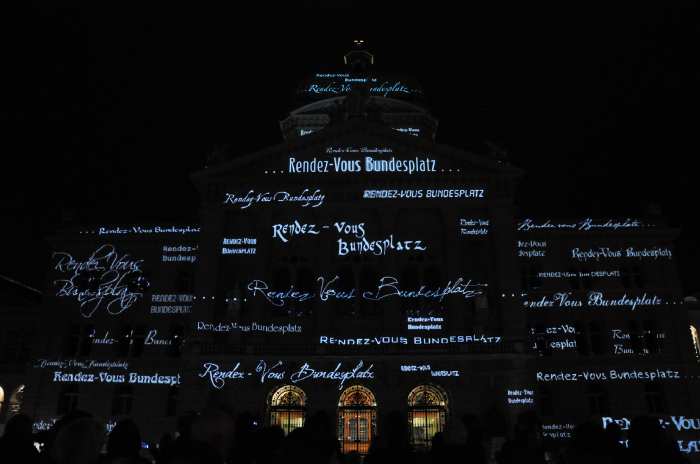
left=53, top=245, right=149, bottom=318
left=150, top=294, right=193, bottom=314
left=571, top=246, right=672, bottom=262
left=517, top=218, right=647, bottom=232
left=94, top=225, right=200, bottom=236
left=602, top=416, right=700, bottom=455
left=536, top=368, right=682, bottom=382
left=459, top=219, right=489, bottom=237
left=506, top=389, right=534, bottom=405
left=223, top=189, right=325, bottom=209
left=362, top=188, right=485, bottom=200
left=287, top=155, right=436, bottom=174
left=272, top=220, right=426, bottom=256
left=523, top=291, right=663, bottom=311
left=246, top=276, right=486, bottom=308
left=400, top=365, right=460, bottom=378
left=199, top=360, right=375, bottom=390
left=301, top=73, right=421, bottom=99
left=34, top=359, right=180, bottom=386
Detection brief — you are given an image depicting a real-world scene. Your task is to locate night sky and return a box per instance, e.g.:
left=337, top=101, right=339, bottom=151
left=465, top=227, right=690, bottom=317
left=2, top=3, right=699, bottom=292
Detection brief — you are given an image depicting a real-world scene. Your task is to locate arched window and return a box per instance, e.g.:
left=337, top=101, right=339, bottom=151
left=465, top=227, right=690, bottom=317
left=166, top=386, right=179, bottom=417
left=337, top=385, right=377, bottom=455
left=644, top=383, right=667, bottom=414
left=407, top=384, right=448, bottom=449
left=111, top=385, right=134, bottom=416
left=0, top=386, right=4, bottom=417
left=57, top=385, right=79, bottom=415
left=6, top=385, right=25, bottom=417
left=268, top=385, right=306, bottom=435
left=586, top=384, right=610, bottom=415
left=690, top=325, right=700, bottom=362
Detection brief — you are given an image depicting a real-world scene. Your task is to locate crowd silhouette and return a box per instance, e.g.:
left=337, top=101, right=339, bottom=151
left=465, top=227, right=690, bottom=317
left=0, top=409, right=690, bottom=464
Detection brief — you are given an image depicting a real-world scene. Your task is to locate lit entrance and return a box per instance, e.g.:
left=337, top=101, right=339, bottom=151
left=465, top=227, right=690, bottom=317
left=408, top=384, right=448, bottom=449
left=268, top=385, right=306, bottom=435
left=337, top=385, right=377, bottom=455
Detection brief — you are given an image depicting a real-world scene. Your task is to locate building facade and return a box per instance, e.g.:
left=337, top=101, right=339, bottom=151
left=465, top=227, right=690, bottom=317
left=19, top=47, right=700, bottom=458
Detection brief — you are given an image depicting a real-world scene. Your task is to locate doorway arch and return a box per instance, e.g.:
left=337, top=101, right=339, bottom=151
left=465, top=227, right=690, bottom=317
left=268, top=385, right=307, bottom=435
left=337, top=385, right=377, bottom=455
left=407, top=384, right=448, bottom=449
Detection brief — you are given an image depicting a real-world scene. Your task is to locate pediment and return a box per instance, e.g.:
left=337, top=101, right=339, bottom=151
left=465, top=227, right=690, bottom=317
left=193, top=119, right=521, bottom=188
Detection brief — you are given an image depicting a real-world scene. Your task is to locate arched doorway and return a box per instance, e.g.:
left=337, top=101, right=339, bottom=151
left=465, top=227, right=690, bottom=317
left=337, top=385, right=377, bottom=455
left=268, top=385, right=306, bottom=435
left=407, top=384, right=448, bottom=449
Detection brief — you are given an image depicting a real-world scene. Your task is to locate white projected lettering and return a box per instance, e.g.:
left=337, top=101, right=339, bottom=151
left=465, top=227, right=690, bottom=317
left=399, top=364, right=460, bottom=377
left=287, top=155, right=437, bottom=174
left=393, top=127, right=420, bottom=135
left=571, top=246, right=673, bottom=262
left=162, top=245, right=198, bottom=263
left=96, top=225, right=199, bottom=236
left=199, top=360, right=375, bottom=390
left=34, top=359, right=128, bottom=370
left=542, top=423, right=575, bottom=439
left=517, top=218, right=645, bottom=232
left=602, top=416, right=700, bottom=454
left=537, top=270, right=621, bottom=279
left=459, top=219, right=489, bottom=236
left=246, top=275, right=485, bottom=307
left=362, top=188, right=485, bottom=199
left=318, top=334, right=501, bottom=346
left=150, top=294, right=193, bottom=314
left=223, top=189, right=325, bottom=209
left=603, top=415, right=700, bottom=432
left=305, top=79, right=415, bottom=97
left=53, top=245, right=147, bottom=318
left=522, top=291, right=663, bottom=310
left=271, top=219, right=425, bottom=255
left=221, top=237, right=257, bottom=255
left=536, top=368, right=681, bottom=382
left=196, top=321, right=302, bottom=334
left=407, top=316, right=444, bottom=331
left=517, top=240, right=547, bottom=258
left=506, top=389, right=534, bottom=405
left=51, top=371, right=181, bottom=386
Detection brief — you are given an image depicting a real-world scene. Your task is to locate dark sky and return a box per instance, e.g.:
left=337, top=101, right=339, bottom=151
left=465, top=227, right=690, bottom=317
left=2, top=3, right=699, bottom=292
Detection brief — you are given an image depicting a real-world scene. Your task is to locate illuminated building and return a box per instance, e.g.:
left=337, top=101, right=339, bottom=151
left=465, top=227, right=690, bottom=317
left=0, top=275, right=40, bottom=431
left=20, top=44, right=700, bottom=458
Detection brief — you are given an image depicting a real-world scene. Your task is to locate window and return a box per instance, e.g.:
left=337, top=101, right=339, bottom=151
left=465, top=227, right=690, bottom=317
left=166, top=386, right=179, bottom=417
left=589, top=321, right=606, bottom=355
left=78, top=325, right=94, bottom=357
left=111, top=385, right=134, bottom=416
left=538, top=386, right=553, bottom=417
left=643, top=320, right=660, bottom=354
left=0, top=386, right=3, bottom=417
left=407, top=385, right=448, bottom=449
left=628, top=321, right=644, bottom=354
left=3, top=385, right=24, bottom=418
left=575, top=323, right=590, bottom=356
left=586, top=384, right=610, bottom=415
left=337, top=386, right=377, bottom=455
left=268, top=385, right=306, bottom=435
left=57, top=385, right=79, bottom=415
left=168, top=324, right=184, bottom=358
left=115, top=325, right=133, bottom=358
left=530, top=324, right=552, bottom=357
left=62, top=324, right=81, bottom=358
left=131, top=326, right=146, bottom=358
left=644, top=383, right=667, bottom=414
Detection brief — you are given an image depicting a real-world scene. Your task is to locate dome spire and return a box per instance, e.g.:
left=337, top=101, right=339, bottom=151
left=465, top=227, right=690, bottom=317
left=344, top=40, right=374, bottom=71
